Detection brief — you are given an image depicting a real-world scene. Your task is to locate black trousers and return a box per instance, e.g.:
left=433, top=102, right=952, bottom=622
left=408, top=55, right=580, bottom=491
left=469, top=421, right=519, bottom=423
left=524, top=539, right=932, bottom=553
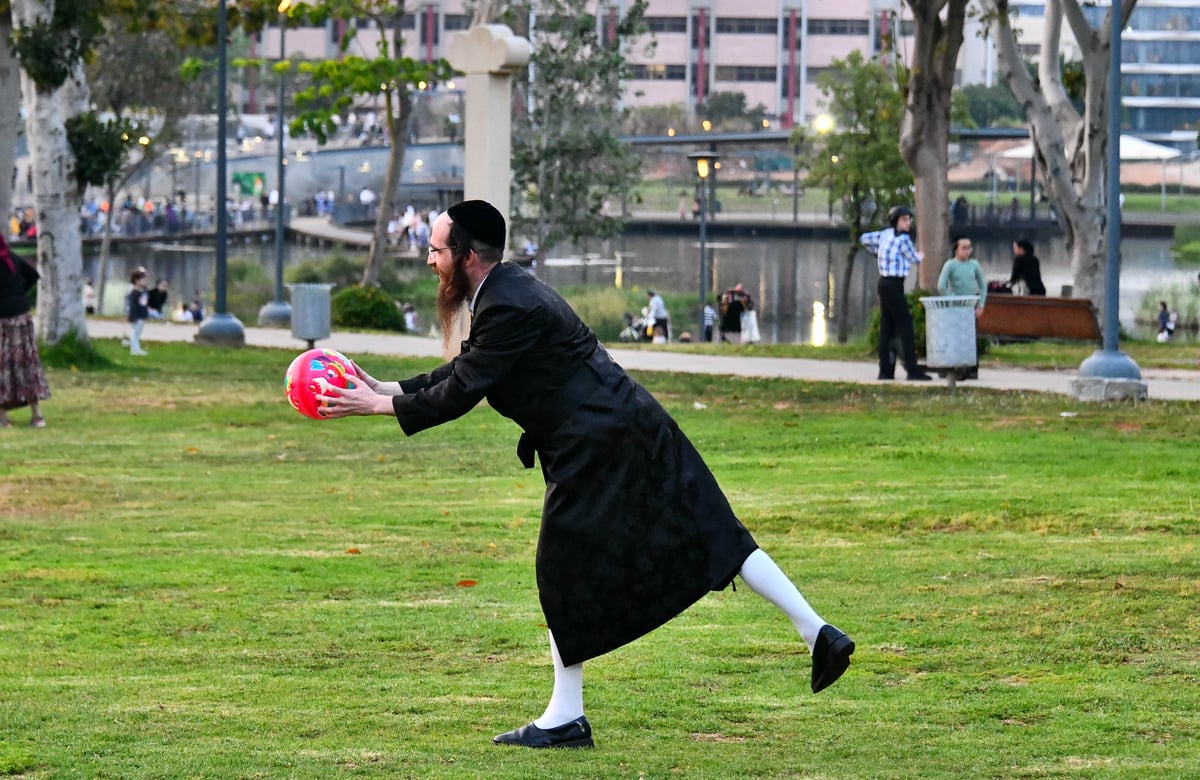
left=877, top=277, right=919, bottom=377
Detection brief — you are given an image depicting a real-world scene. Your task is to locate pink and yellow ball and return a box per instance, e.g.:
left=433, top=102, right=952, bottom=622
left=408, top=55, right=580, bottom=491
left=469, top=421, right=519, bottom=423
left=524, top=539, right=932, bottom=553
left=284, top=348, right=357, bottom=420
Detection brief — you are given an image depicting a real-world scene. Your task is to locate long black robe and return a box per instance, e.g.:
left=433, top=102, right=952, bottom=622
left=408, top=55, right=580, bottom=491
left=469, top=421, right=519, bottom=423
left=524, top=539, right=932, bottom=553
left=392, top=262, right=758, bottom=666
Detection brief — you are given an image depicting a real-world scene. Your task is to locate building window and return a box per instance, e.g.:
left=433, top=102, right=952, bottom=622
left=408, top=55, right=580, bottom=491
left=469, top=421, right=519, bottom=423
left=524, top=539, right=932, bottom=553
left=1124, top=40, right=1200, bottom=65
left=629, top=63, right=687, bottom=80
left=714, top=17, right=779, bottom=35
left=645, top=16, right=688, bottom=34
left=444, top=14, right=470, bottom=31
left=807, top=18, right=869, bottom=36
left=714, top=65, right=777, bottom=82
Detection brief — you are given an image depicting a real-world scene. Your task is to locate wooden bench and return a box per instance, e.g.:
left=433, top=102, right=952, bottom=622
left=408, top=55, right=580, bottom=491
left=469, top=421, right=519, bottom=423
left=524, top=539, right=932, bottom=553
left=976, top=295, right=1102, bottom=342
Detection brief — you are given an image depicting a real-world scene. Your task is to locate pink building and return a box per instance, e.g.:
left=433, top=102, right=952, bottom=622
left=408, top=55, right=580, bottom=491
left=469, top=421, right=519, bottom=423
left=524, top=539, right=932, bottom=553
left=256, top=1, right=989, bottom=128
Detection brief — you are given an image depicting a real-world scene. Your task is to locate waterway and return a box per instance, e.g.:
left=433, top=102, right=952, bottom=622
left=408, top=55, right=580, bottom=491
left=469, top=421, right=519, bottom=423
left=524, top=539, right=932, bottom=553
left=87, top=231, right=1197, bottom=344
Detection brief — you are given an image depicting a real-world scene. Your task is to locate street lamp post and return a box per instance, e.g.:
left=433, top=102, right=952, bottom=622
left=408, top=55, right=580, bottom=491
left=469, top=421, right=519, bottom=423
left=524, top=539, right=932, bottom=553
left=196, top=0, right=246, bottom=347
left=259, top=0, right=294, bottom=327
left=1075, top=0, right=1143, bottom=396
left=688, top=152, right=719, bottom=342
left=192, top=151, right=205, bottom=226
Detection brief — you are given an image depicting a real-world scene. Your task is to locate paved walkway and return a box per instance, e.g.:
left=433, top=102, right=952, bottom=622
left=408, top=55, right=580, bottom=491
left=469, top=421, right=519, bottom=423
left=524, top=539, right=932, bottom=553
left=86, top=318, right=1200, bottom=401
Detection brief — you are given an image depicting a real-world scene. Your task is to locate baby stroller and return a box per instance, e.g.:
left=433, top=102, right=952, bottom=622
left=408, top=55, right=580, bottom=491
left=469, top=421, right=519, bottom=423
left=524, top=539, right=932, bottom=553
left=619, top=311, right=653, bottom=343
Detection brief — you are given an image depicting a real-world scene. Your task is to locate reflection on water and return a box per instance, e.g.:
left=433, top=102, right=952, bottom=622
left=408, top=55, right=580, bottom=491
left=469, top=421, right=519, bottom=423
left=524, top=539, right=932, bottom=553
left=810, top=301, right=828, bottom=347
left=88, top=232, right=1196, bottom=344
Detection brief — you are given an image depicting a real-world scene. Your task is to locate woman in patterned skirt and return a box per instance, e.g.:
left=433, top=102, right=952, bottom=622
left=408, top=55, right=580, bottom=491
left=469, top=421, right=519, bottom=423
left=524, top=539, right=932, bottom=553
left=0, top=235, right=50, bottom=428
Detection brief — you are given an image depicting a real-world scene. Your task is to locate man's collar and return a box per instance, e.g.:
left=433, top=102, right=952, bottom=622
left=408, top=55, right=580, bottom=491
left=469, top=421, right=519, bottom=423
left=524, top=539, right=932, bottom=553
left=467, top=263, right=500, bottom=314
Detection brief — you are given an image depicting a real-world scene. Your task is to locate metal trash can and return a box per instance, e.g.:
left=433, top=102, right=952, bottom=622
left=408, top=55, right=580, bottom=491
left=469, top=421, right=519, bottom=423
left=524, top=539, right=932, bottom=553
left=287, top=283, right=335, bottom=347
left=920, top=295, right=979, bottom=371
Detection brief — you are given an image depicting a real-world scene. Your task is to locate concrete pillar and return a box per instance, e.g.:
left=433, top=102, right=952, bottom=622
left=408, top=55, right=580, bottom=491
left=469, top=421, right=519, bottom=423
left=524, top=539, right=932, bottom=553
left=447, top=25, right=531, bottom=223
left=444, top=25, right=531, bottom=359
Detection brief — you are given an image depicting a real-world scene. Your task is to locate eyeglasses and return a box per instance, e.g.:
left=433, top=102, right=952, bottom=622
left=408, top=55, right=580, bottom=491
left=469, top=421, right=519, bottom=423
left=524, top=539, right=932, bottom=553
left=426, top=245, right=452, bottom=259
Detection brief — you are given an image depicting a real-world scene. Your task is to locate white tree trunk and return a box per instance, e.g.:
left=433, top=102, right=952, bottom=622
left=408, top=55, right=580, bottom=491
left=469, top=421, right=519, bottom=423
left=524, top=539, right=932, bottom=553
left=899, top=0, right=967, bottom=293
left=985, top=0, right=1136, bottom=309
left=0, top=21, right=20, bottom=216
left=13, top=0, right=90, bottom=344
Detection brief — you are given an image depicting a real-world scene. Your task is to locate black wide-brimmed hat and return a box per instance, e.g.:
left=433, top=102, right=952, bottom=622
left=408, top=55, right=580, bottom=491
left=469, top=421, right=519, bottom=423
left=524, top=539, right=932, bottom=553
left=447, top=199, right=506, bottom=249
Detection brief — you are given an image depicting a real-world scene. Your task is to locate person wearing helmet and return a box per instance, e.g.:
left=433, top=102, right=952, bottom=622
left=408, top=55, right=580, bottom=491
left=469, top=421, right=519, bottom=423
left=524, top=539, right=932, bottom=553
left=861, top=206, right=933, bottom=381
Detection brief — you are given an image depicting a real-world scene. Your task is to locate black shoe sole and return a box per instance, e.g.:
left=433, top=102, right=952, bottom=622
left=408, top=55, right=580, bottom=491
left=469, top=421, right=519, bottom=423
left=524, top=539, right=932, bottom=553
left=493, top=736, right=594, bottom=749
left=812, top=633, right=855, bottom=693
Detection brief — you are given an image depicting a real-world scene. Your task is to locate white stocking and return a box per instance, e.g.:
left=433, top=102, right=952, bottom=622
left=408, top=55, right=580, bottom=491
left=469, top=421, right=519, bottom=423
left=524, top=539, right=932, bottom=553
left=534, top=631, right=584, bottom=728
left=738, top=548, right=825, bottom=651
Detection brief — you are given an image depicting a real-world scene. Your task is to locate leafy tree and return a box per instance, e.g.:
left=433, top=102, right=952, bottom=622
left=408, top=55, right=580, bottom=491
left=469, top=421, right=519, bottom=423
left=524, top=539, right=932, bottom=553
left=958, top=82, right=1024, bottom=128
left=286, top=0, right=452, bottom=286
left=696, top=91, right=770, bottom=132
left=623, top=102, right=693, bottom=136
left=794, top=51, right=912, bottom=343
left=11, top=0, right=113, bottom=345
left=508, top=0, right=649, bottom=258
left=86, top=20, right=205, bottom=313
left=201, top=1, right=450, bottom=286
left=983, top=0, right=1137, bottom=309
left=896, top=0, right=969, bottom=292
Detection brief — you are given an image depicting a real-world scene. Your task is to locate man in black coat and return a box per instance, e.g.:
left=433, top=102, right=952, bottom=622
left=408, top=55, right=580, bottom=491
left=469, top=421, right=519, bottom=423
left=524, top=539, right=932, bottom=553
left=319, top=200, right=854, bottom=748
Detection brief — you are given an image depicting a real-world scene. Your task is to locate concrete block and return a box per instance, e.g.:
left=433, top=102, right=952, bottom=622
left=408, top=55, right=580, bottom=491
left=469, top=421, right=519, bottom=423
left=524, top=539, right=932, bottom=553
left=1069, top=377, right=1149, bottom=402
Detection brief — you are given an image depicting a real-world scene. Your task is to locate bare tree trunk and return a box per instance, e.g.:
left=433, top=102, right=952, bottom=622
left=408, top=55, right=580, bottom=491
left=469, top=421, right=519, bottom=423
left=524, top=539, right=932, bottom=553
left=96, top=181, right=117, bottom=314
left=985, top=0, right=1136, bottom=310
left=360, top=19, right=413, bottom=286
left=0, top=20, right=20, bottom=216
left=836, top=244, right=857, bottom=344
left=13, top=0, right=89, bottom=345
left=899, top=0, right=967, bottom=292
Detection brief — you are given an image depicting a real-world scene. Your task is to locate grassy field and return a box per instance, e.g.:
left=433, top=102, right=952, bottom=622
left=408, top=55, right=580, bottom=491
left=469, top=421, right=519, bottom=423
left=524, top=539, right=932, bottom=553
left=2, top=340, right=1199, bottom=778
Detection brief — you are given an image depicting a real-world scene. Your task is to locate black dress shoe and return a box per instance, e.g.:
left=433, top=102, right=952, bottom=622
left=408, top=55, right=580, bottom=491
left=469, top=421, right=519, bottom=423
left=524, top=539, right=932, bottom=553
left=906, top=372, right=933, bottom=381
left=877, top=373, right=895, bottom=381
left=811, top=624, right=855, bottom=693
left=493, top=716, right=594, bottom=749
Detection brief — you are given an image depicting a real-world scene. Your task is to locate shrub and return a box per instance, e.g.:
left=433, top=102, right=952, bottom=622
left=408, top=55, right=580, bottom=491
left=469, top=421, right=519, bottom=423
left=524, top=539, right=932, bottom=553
left=1173, top=240, right=1200, bottom=266
left=286, top=253, right=384, bottom=290
left=224, top=260, right=273, bottom=325
left=561, top=286, right=647, bottom=342
left=331, top=285, right=404, bottom=331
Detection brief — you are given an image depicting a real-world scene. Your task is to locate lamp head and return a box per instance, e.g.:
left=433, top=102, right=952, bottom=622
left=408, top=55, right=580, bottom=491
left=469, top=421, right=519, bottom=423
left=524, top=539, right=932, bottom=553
left=687, top=152, right=720, bottom=181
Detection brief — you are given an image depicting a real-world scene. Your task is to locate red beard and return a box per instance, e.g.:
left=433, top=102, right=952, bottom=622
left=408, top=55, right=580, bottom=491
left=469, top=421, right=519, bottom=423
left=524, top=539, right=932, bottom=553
left=436, top=257, right=471, bottom=336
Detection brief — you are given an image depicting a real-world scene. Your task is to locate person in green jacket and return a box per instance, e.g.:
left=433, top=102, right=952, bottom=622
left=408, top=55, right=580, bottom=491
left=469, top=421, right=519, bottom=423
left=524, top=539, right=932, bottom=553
left=936, top=236, right=986, bottom=380
left=937, top=236, right=987, bottom=316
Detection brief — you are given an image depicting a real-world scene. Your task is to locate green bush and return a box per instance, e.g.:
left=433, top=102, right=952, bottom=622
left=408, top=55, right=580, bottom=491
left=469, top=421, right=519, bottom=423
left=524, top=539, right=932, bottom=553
left=331, top=285, right=404, bottom=331
left=1172, top=224, right=1200, bottom=248
left=224, top=260, right=273, bottom=325
left=286, top=253, right=392, bottom=291
left=1173, top=240, right=1200, bottom=266
left=561, top=286, right=645, bottom=342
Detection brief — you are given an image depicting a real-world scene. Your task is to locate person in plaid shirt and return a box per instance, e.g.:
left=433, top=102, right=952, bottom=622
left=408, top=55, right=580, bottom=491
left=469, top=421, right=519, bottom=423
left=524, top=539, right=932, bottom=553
left=861, top=206, right=932, bottom=381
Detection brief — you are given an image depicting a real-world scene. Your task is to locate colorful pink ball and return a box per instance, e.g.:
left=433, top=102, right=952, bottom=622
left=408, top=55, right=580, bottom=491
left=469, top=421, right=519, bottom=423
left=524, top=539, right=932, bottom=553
left=284, top=348, right=357, bottom=420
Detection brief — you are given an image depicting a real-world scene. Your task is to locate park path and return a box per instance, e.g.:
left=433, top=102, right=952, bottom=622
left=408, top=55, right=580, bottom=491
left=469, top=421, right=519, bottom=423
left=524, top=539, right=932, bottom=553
left=84, top=318, right=1200, bottom=401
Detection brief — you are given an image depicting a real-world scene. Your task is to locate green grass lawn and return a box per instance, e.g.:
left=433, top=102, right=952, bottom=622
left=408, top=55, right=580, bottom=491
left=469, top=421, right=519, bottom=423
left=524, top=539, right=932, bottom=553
left=2, top=340, right=1198, bottom=778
